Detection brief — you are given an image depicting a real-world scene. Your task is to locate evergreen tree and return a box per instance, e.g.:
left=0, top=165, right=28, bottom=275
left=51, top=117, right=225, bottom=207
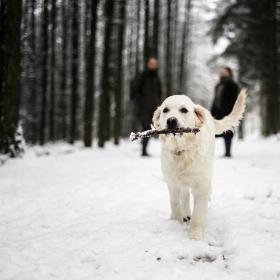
left=211, top=0, right=280, bottom=135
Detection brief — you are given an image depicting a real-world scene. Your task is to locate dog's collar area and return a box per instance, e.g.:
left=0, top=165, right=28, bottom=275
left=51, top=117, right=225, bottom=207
left=174, top=150, right=185, bottom=156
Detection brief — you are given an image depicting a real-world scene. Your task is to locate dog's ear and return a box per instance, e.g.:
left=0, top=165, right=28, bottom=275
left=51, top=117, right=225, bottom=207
left=152, top=107, right=161, bottom=129
left=194, top=105, right=206, bottom=127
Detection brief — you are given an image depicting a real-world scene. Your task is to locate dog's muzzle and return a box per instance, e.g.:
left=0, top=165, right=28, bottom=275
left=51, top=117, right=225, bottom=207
left=166, top=117, right=179, bottom=129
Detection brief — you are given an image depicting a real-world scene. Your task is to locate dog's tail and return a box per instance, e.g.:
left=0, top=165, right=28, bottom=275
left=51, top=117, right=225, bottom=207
left=214, top=88, right=247, bottom=135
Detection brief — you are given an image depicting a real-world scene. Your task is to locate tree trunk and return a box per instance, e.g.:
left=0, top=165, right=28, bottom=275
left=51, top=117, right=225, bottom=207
left=135, top=0, right=141, bottom=75
left=114, top=0, right=127, bottom=145
left=21, top=0, right=32, bottom=143
left=165, top=0, right=172, bottom=97
left=144, top=0, right=150, bottom=64
left=30, top=0, right=38, bottom=144
left=83, top=0, right=99, bottom=147
left=39, top=0, right=49, bottom=145
left=152, top=0, right=159, bottom=57
left=127, top=2, right=135, bottom=80
left=60, top=1, right=68, bottom=140
left=70, top=0, right=79, bottom=144
left=49, top=0, right=56, bottom=141
left=172, top=0, right=179, bottom=92
left=238, top=60, right=248, bottom=140
left=262, top=0, right=279, bottom=135
left=268, top=0, right=279, bottom=134
left=97, top=0, right=115, bottom=148
left=179, top=0, right=191, bottom=93
left=0, top=0, right=22, bottom=154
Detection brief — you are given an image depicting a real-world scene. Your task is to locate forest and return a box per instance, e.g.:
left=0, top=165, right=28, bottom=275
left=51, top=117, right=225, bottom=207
left=0, top=0, right=280, bottom=156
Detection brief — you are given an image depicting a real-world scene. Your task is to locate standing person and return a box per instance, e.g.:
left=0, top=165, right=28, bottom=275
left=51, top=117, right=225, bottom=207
left=132, top=57, right=162, bottom=156
left=211, top=67, right=239, bottom=158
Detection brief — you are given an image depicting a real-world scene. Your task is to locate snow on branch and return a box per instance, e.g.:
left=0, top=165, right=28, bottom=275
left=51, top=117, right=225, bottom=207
left=129, top=127, right=200, bottom=142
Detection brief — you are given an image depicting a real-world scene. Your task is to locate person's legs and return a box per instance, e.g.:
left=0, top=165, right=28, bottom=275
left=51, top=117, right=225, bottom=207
left=142, top=137, right=149, bottom=156
left=224, top=131, right=233, bottom=157
left=141, top=124, right=150, bottom=156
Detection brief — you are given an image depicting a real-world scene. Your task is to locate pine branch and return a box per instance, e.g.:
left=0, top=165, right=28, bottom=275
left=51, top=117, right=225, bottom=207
left=129, top=127, right=200, bottom=142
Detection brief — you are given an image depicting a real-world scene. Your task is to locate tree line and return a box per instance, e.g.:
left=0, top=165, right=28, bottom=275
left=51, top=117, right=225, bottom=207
left=1, top=0, right=193, bottom=155
left=1, top=0, right=280, bottom=156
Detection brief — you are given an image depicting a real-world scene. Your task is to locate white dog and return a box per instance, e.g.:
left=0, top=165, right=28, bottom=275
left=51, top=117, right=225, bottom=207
left=152, top=89, right=247, bottom=240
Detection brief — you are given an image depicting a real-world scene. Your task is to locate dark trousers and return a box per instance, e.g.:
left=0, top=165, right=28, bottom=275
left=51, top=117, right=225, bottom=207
left=141, top=124, right=150, bottom=156
left=224, top=131, right=233, bottom=157
left=216, top=131, right=234, bottom=157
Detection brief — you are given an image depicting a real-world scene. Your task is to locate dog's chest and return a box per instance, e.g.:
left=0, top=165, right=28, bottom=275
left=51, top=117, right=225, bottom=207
left=162, top=147, right=204, bottom=186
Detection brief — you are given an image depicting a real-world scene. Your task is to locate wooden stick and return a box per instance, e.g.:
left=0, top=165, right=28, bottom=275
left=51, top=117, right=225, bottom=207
left=129, top=127, right=200, bottom=142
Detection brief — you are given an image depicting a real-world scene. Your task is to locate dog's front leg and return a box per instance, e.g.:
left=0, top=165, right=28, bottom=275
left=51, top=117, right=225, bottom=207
left=168, top=186, right=183, bottom=223
left=181, top=190, right=191, bottom=222
left=189, top=189, right=209, bottom=240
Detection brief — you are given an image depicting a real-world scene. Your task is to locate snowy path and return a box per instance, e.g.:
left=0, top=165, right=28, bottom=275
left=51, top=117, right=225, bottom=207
left=0, top=137, right=280, bottom=280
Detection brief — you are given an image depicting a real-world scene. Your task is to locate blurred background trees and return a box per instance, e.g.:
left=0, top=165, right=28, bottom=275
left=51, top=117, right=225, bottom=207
left=0, top=0, right=279, bottom=154
left=211, top=0, right=280, bottom=136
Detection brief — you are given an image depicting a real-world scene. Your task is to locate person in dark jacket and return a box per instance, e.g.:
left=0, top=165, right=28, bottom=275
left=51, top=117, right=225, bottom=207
left=211, top=67, right=239, bottom=157
left=132, top=57, right=162, bottom=156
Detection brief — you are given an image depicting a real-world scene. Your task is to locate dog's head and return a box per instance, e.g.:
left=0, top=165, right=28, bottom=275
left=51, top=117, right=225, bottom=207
left=153, top=95, right=206, bottom=130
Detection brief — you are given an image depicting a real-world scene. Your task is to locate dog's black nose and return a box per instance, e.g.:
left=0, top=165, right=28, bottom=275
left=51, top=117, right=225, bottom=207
left=166, top=117, right=178, bottom=129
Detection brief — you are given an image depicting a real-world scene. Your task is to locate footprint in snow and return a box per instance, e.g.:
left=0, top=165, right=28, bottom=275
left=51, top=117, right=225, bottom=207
left=177, top=255, right=187, bottom=261
left=243, top=195, right=255, bottom=200
left=193, top=254, right=217, bottom=263
left=208, top=240, right=224, bottom=247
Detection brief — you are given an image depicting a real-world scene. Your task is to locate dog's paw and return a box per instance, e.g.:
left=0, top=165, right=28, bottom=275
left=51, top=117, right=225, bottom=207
left=183, top=216, right=191, bottom=223
left=189, top=226, right=203, bottom=240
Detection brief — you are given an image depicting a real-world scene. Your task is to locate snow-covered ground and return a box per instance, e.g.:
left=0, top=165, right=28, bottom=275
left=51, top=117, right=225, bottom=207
left=0, top=137, right=280, bottom=280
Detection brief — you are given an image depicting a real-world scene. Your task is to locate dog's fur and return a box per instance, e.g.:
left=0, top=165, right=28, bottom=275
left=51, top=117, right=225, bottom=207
left=153, top=89, right=247, bottom=240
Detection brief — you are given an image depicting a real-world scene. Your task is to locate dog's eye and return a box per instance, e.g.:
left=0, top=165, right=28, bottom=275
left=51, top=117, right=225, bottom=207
left=163, top=107, right=169, bottom=113
left=180, top=107, right=188, bottom=113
